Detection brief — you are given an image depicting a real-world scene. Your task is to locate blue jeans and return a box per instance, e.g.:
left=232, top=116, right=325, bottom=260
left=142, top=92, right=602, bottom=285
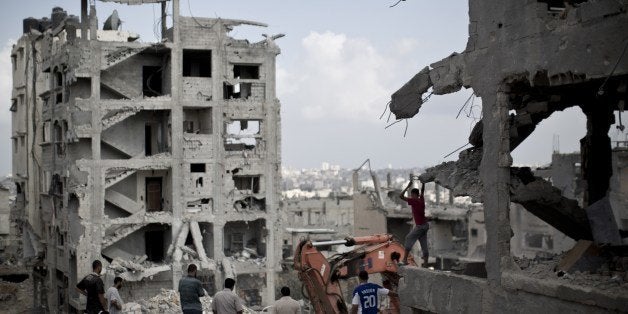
left=404, top=223, right=429, bottom=257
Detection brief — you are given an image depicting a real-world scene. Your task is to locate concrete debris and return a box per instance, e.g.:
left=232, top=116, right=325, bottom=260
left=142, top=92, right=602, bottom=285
left=585, top=197, right=622, bottom=245
left=389, top=67, right=431, bottom=119
left=0, top=270, right=35, bottom=314
left=127, top=288, right=259, bottom=314
left=428, top=52, right=466, bottom=95
left=133, top=289, right=184, bottom=314
left=419, top=150, right=593, bottom=240
left=419, top=148, right=483, bottom=202
left=514, top=254, right=628, bottom=296
left=390, top=0, right=628, bottom=312
left=108, top=258, right=171, bottom=281
left=556, top=240, right=604, bottom=274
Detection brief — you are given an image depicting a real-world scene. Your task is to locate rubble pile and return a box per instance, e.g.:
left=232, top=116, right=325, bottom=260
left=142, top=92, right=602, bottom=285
left=108, top=257, right=171, bottom=281
left=125, top=289, right=215, bottom=314
left=514, top=255, right=628, bottom=295
left=0, top=274, right=35, bottom=314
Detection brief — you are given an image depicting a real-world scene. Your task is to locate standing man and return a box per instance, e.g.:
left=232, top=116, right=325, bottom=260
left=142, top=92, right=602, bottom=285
left=178, top=264, right=206, bottom=314
left=400, top=181, right=429, bottom=266
left=105, top=277, right=123, bottom=314
left=76, top=260, right=107, bottom=314
left=212, top=278, right=244, bottom=314
left=272, top=286, right=300, bottom=314
left=350, top=271, right=396, bottom=314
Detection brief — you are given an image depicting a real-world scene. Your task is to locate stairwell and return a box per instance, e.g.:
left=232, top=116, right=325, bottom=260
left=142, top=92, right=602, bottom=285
left=105, top=189, right=142, bottom=215
left=102, top=46, right=145, bottom=70
left=103, top=224, right=144, bottom=248
left=105, top=169, right=137, bottom=189
left=102, top=108, right=141, bottom=130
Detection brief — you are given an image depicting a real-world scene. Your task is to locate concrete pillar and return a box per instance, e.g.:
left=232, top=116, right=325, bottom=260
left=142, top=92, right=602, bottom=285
left=161, top=1, right=167, bottom=40
left=580, top=102, right=614, bottom=206
left=435, top=183, right=440, bottom=204
left=89, top=5, right=97, bottom=41
left=264, top=45, right=280, bottom=304
left=448, top=188, right=454, bottom=205
left=80, top=0, right=87, bottom=39
left=479, top=90, right=512, bottom=284
left=213, top=222, right=225, bottom=291
left=170, top=0, right=183, bottom=291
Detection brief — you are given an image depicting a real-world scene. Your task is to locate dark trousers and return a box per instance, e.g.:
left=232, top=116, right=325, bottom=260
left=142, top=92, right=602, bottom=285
left=183, top=309, right=203, bottom=314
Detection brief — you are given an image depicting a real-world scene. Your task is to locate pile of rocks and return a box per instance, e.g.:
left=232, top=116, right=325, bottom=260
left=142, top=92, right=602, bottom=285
left=124, top=289, right=215, bottom=313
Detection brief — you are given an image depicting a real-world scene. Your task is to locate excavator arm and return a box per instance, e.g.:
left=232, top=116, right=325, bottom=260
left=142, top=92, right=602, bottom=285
left=294, top=234, right=416, bottom=314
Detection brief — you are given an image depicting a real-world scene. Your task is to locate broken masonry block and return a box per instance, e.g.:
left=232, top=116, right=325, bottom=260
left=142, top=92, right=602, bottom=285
left=389, top=67, right=432, bottom=119
left=585, top=197, right=622, bottom=246
left=556, top=240, right=604, bottom=274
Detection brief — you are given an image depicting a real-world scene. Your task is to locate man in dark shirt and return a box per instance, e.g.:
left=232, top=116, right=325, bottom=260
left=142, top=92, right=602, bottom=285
left=76, top=260, right=107, bottom=314
left=400, top=181, right=429, bottom=266
left=178, top=264, right=205, bottom=314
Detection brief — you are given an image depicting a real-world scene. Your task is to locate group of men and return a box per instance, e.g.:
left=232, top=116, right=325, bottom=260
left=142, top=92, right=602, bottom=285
left=179, top=263, right=301, bottom=314
left=75, top=260, right=123, bottom=314
left=75, top=261, right=301, bottom=314
left=76, top=178, right=429, bottom=314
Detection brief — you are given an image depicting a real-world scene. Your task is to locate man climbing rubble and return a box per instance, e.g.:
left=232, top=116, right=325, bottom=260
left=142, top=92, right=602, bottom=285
left=178, top=264, right=206, bottom=314
left=76, top=260, right=108, bottom=314
left=399, top=180, right=429, bottom=266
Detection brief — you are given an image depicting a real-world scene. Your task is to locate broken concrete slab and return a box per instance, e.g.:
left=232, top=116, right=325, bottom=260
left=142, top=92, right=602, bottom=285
left=429, top=52, right=466, bottom=95
left=389, top=67, right=431, bottom=119
left=585, top=197, right=622, bottom=245
left=556, top=240, right=604, bottom=274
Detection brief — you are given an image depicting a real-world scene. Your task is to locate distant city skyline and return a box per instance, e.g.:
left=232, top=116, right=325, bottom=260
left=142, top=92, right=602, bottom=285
left=1, top=1, right=626, bottom=175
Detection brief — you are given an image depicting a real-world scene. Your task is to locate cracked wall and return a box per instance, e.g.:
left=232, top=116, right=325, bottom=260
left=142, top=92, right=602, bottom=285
left=390, top=0, right=628, bottom=312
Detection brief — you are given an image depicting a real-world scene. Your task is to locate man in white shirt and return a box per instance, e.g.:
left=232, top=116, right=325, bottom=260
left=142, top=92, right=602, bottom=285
left=212, top=278, right=244, bottom=314
left=272, top=286, right=300, bottom=314
left=105, top=276, right=124, bottom=314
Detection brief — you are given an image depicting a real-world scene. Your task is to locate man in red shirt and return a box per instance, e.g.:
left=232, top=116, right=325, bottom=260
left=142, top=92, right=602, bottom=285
left=400, top=181, right=429, bottom=266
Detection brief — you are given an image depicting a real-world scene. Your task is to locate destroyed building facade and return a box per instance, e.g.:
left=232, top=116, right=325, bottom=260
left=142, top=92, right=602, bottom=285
left=10, top=0, right=282, bottom=311
left=390, top=0, right=628, bottom=312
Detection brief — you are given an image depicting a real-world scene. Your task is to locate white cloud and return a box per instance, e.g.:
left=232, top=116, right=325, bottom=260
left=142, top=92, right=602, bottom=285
left=280, top=31, right=415, bottom=122
left=395, top=38, right=418, bottom=55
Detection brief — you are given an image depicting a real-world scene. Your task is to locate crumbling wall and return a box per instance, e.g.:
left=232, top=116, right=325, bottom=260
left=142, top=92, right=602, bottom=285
left=390, top=0, right=628, bottom=311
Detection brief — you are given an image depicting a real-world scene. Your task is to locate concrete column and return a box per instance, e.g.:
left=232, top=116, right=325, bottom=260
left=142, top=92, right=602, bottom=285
left=80, top=0, right=87, bottom=39
left=89, top=5, right=97, bottom=41
left=89, top=37, right=104, bottom=265
left=263, top=45, right=280, bottom=304
left=213, top=222, right=225, bottom=291
left=580, top=102, right=614, bottom=206
left=161, top=1, right=168, bottom=40
left=170, top=0, right=183, bottom=290
left=479, top=90, right=512, bottom=284
left=435, top=183, right=441, bottom=204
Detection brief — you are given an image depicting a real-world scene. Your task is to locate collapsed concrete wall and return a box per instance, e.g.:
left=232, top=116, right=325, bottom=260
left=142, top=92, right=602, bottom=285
left=390, top=0, right=628, bottom=312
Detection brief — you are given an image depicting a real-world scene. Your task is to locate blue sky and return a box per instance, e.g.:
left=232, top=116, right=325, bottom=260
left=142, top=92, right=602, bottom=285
left=1, top=0, right=619, bottom=175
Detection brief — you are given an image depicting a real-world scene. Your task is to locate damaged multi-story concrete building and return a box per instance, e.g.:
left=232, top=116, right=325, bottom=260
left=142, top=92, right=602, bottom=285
left=10, top=0, right=282, bottom=311
left=389, top=0, right=628, bottom=312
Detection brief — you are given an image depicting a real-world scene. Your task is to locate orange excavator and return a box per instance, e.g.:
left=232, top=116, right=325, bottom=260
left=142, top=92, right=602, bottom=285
left=294, top=233, right=416, bottom=314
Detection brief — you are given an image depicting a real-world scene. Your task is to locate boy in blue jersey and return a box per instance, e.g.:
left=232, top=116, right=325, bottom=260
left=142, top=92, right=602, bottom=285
left=350, top=271, right=397, bottom=314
